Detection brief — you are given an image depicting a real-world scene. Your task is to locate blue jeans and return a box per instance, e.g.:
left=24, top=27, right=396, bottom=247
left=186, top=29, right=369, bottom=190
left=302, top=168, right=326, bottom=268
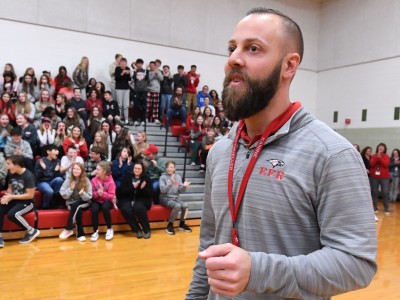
left=37, top=177, right=64, bottom=209
left=167, top=107, right=187, bottom=127
left=160, top=94, right=172, bottom=118
left=151, top=179, right=160, bottom=204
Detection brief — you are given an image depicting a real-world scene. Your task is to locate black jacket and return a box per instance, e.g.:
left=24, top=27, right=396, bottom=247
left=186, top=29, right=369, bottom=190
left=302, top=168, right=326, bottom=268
left=116, top=173, right=153, bottom=210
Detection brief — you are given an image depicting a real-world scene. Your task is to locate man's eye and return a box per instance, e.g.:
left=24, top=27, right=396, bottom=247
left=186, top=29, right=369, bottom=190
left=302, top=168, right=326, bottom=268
left=250, top=46, right=258, bottom=52
left=228, top=46, right=236, bottom=54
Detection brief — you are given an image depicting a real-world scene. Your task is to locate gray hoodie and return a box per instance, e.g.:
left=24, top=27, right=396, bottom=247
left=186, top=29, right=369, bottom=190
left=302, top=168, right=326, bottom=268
left=147, top=70, right=163, bottom=93
left=159, top=173, right=187, bottom=201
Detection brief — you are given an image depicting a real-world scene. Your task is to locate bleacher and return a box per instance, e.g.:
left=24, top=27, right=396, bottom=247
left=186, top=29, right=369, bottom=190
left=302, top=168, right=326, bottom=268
left=2, top=122, right=205, bottom=239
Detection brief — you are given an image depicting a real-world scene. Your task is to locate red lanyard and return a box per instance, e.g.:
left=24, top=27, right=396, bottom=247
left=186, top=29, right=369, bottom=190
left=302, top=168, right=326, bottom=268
left=228, top=102, right=301, bottom=247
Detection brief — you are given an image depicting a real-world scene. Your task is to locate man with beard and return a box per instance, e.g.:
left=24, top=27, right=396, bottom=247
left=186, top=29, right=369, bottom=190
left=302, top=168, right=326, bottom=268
left=186, top=7, right=377, bottom=300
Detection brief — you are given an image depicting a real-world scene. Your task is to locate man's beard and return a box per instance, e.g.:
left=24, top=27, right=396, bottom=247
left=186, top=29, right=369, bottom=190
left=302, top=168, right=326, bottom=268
left=222, top=63, right=281, bottom=121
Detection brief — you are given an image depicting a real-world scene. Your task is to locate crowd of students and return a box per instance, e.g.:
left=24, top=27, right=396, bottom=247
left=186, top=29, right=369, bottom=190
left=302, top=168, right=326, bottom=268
left=0, top=56, right=233, bottom=247
left=356, top=143, right=400, bottom=218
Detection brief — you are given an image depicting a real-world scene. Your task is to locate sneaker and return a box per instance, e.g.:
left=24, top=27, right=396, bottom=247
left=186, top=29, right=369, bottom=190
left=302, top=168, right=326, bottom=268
left=90, top=230, right=99, bottom=242
left=200, top=164, right=205, bottom=169
left=19, top=228, right=40, bottom=244
left=134, top=121, right=139, bottom=126
left=77, top=235, right=86, bottom=242
left=190, top=162, right=196, bottom=166
left=179, top=224, right=192, bottom=233
left=140, top=121, right=145, bottom=126
left=374, top=215, right=379, bottom=222
left=182, top=123, right=186, bottom=127
left=144, top=231, right=151, bottom=239
left=166, top=224, right=175, bottom=235
left=0, top=236, right=4, bottom=248
left=385, top=211, right=390, bottom=216
left=59, top=229, right=74, bottom=239
left=105, top=228, right=114, bottom=241
left=154, top=119, right=161, bottom=124
left=136, top=230, right=143, bottom=239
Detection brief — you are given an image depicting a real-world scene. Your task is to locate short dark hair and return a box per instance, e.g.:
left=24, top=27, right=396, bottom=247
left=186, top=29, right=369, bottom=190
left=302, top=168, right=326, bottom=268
left=120, top=57, right=127, bottom=63
left=10, top=127, right=22, bottom=136
left=155, top=59, right=162, bottom=64
left=136, top=58, right=144, bottom=64
left=73, top=87, right=81, bottom=92
left=6, top=155, right=25, bottom=167
left=90, top=146, right=103, bottom=155
left=191, top=65, right=197, bottom=69
left=163, top=65, right=170, bottom=69
left=177, top=65, right=184, bottom=70
left=149, top=61, right=156, bottom=65
left=46, top=144, right=58, bottom=153
left=174, top=85, right=183, bottom=92
left=246, top=7, right=304, bottom=62
left=104, top=91, right=112, bottom=96
left=67, top=145, right=77, bottom=152
left=115, top=54, right=122, bottom=59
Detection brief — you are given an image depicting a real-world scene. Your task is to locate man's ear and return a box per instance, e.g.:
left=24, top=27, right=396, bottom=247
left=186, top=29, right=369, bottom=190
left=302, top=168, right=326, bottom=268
left=281, top=53, right=301, bottom=81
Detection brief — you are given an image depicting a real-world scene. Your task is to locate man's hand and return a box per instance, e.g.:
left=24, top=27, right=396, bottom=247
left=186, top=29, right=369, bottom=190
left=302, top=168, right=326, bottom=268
left=199, top=243, right=251, bottom=297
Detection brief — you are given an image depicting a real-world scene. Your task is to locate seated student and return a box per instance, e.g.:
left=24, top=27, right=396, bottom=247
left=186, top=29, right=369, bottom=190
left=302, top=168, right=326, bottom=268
left=167, top=86, right=187, bottom=127
left=55, top=93, right=68, bottom=120
left=202, top=106, right=214, bottom=128
left=64, top=107, right=85, bottom=134
left=199, top=127, right=216, bottom=172
left=4, top=127, right=34, bottom=172
left=0, top=92, right=16, bottom=125
left=87, top=106, right=105, bottom=127
left=15, top=113, right=38, bottom=156
left=143, top=144, right=165, bottom=204
left=102, top=91, right=120, bottom=124
left=59, top=163, right=92, bottom=242
left=211, top=115, right=225, bottom=141
left=90, top=161, right=116, bottom=242
left=111, top=147, right=133, bottom=188
left=116, top=160, right=153, bottom=239
left=54, top=121, right=67, bottom=156
left=35, top=144, right=63, bottom=209
left=0, top=114, right=12, bottom=153
left=60, top=146, right=84, bottom=179
left=16, top=92, right=36, bottom=122
left=187, top=106, right=201, bottom=129
left=86, top=89, right=103, bottom=113
left=85, top=146, right=107, bottom=180
left=133, top=131, right=148, bottom=160
left=69, top=88, right=87, bottom=122
left=196, top=85, right=211, bottom=108
left=188, top=115, right=205, bottom=166
left=37, top=117, right=56, bottom=155
left=90, top=131, right=109, bottom=160
left=0, top=155, right=40, bottom=248
left=111, top=127, right=135, bottom=161
left=58, top=80, right=74, bottom=102
left=62, top=126, right=88, bottom=160
left=200, top=96, right=216, bottom=116
left=159, top=161, right=192, bottom=235
left=34, top=89, right=54, bottom=120
left=101, top=120, right=116, bottom=158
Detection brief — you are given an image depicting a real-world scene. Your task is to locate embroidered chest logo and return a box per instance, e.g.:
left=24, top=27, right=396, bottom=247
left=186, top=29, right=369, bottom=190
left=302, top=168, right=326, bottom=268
left=259, top=159, right=285, bottom=181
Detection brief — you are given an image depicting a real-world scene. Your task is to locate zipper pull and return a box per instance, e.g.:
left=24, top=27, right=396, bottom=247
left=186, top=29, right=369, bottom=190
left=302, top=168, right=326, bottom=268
left=246, top=149, right=250, bottom=159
